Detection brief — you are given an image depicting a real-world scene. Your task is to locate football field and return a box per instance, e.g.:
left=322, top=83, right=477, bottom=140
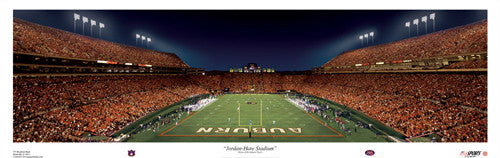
left=125, top=94, right=391, bottom=142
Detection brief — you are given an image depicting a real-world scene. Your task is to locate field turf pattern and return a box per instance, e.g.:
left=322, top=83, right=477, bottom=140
left=125, top=94, right=389, bottom=142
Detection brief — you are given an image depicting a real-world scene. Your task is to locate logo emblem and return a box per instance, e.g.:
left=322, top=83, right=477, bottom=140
left=128, top=150, right=136, bottom=157
left=460, top=151, right=467, bottom=156
left=365, top=150, right=375, bottom=156
left=459, top=151, right=483, bottom=157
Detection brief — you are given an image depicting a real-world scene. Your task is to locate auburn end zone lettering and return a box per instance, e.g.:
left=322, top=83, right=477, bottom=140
left=215, top=128, right=231, bottom=133
left=233, top=128, right=249, bottom=133
left=288, top=128, right=302, bottom=134
left=270, top=128, right=286, bottom=133
left=252, top=128, right=266, bottom=133
left=196, top=127, right=302, bottom=134
left=196, top=127, right=213, bottom=133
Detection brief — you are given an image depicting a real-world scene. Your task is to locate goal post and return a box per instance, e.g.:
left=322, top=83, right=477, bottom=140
left=238, top=98, right=263, bottom=127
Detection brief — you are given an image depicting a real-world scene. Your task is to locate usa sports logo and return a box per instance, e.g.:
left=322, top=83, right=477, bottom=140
left=459, top=151, right=487, bottom=157
left=365, top=150, right=375, bottom=156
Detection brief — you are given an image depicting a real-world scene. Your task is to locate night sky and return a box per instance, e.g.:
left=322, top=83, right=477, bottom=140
left=13, top=10, right=487, bottom=71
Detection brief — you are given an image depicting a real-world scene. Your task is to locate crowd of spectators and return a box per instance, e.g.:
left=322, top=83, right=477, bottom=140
left=14, top=75, right=206, bottom=142
left=13, top=18, right=188, bottom=68
left=288, top=97, right=322, bottom=113
left=181, top=96, right=216, bottom=112
left=323, top=20, right=487, bottom=67
left=298, top=74, right=487, bottom=142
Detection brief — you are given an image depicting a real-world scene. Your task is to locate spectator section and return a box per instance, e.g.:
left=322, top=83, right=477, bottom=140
left=14, top=75, right=206, bottom=142
left=321, top=20, right=487, bottom=70
left=13, top=18, right=189, bottom=68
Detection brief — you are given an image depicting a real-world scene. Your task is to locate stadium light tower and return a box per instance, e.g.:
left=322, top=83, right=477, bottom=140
left=141, top=35, right=146, bottom=47
left=90, top=19, right=96, bottom=36
left=405, top=21, right=411, bottom=37
left=359, top=35, right=364, bottom=46
left=364, top=33, right=368, bottom=45
left=147, top=37, right=151, bottom=48
left=422, top=16, right=428, bottom=34
left=136, top=34, right=140, bottom=45
left=99, top=22, right=105, bottom=38
left=82, top=16, right=88, bottom=35
left=369, top=32, right=374, bottom=44
left=430, top=13, right=436, bottom=32
left=73, top=13, right=80, bottom=33
left=413, top=18, right=419, bottom=36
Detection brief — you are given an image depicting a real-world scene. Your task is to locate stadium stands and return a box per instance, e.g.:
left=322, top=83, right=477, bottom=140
left=444, top=59, right=488, bottom=69
left=13, top=18, right=189, bottom=68
left=14, top=75, right=206, bottom=142
left=299, top=74, right=487, bottom=142
left=322, top=20, right=487, bottom=69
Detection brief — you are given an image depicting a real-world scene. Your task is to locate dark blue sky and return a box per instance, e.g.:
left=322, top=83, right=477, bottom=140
left=14, top=10, right=487, bottom=71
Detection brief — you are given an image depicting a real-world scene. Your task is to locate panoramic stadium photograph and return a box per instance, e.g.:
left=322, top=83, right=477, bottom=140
left=12, top=10, right=487, bottom=143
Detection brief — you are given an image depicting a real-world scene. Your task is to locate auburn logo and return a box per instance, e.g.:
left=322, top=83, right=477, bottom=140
left=128, top=150, right=136, bottom=157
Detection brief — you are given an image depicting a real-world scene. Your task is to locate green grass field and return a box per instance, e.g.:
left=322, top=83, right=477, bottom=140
left=123, top=94, right=394, bottom=142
